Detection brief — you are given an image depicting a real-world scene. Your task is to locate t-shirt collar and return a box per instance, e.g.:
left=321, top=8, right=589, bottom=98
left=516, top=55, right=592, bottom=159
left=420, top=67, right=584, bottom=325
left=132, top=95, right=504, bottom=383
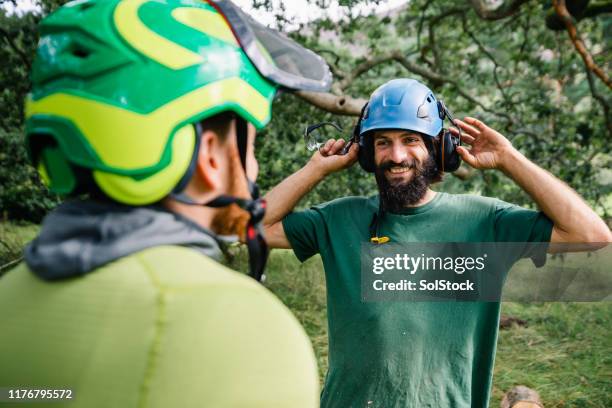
left=386, top=191, right=444, bottom=215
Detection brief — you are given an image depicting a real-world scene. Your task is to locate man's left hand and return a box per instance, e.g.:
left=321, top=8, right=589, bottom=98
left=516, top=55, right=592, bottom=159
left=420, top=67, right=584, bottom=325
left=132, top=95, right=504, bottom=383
left=452, top=117, right=514, bottom=171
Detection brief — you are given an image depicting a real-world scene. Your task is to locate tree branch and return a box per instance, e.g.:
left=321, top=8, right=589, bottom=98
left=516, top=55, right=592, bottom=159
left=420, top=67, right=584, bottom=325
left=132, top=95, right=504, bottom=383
left=427, top=7, right=467, bottom=69
left=553, top=0, right=611, bottom=89
left=469, top=0, right=531, bottom=20
left=337, top=50, right=418, bottom=91
left=416, top=0, right=434, bottom=53
left=314, top=49, right=346, bottom=79
left=509, top=11, right=531, bottom=75
left=300, top=48, right=514, bottom=122
left=585, top=68, right=612, bottom=137
left=394, top=51, right=514, bottom=121
left=335, top=50, right=449, bottom=90
left=461, top=16, right=513, bottom=110
left=295, top=91, right=367, bottom=116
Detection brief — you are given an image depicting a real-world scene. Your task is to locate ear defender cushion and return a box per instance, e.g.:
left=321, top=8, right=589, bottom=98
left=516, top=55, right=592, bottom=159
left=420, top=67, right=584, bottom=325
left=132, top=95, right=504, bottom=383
left=358, top=131, right=375, bottom=172
left=435, top=99, right=461, bottom=172
left=438, top=130, right=461, bottom=172
left=356, top=103, right=376, bottom=172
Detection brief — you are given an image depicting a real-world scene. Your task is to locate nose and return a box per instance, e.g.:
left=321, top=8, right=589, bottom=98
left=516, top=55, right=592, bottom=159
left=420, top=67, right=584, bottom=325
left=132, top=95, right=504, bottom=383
left=390, top=140, right=409, bottom=164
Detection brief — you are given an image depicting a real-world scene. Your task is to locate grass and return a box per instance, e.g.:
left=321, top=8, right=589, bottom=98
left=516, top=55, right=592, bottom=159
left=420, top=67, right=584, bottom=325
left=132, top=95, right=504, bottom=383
left=2, top=222, right=610, bottom=407
left=492, top=303, right=611, bottom=407
left=0, top=221, right=39, bottom=275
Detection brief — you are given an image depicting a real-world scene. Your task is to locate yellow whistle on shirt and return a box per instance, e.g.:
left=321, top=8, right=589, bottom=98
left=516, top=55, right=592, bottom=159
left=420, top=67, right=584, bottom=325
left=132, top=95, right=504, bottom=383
left=370, top=236, right=390, bottom=244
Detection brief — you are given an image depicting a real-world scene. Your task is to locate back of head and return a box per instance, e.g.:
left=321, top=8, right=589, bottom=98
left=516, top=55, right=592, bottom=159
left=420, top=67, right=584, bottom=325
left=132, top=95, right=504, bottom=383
left=26, top=0, right=333, bottom=281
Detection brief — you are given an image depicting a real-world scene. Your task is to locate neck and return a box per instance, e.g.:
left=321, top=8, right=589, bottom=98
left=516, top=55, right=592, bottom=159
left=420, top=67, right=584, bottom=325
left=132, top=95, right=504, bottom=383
left=162, top=193, right=218, bottom=231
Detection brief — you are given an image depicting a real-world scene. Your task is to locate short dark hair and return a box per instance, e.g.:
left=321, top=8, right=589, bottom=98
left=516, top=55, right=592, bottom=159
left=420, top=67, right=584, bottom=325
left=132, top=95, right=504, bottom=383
left=199, top=111, right=236, bottom=141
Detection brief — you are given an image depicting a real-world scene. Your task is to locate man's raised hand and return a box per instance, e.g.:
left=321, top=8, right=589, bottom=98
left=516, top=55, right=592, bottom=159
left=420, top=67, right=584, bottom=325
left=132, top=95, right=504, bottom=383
left=452, top=117, right=514, bottom=171
left=309, top=138, right=359, bottom=176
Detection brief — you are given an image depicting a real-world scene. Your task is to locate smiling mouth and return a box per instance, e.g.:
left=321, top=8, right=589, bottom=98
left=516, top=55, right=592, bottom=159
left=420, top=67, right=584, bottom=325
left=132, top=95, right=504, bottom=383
left=387, top=166, right=413, bottom=174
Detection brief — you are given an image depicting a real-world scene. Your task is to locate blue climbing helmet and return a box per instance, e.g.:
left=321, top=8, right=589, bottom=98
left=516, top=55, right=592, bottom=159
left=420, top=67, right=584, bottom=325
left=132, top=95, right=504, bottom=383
left=361, top=78, right=442, bottom=136
left=356, top=78, right=461, bottom=173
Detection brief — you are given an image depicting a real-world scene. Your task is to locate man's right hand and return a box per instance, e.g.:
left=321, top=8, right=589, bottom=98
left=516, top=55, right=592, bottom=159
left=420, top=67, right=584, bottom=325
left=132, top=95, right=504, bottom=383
left=309, top=138, right=359, bottom=176
left=263, top=138, right=358, bottom=249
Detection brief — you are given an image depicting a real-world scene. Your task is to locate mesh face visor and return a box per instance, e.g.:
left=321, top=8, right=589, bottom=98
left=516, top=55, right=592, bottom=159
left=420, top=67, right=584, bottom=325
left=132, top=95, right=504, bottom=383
left=208, top=0, right=332, bottom=92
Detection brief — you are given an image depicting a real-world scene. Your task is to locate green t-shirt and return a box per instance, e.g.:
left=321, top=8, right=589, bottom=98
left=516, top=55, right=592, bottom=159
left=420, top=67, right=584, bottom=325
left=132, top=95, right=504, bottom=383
left=282, top=192, right=553, bottom=408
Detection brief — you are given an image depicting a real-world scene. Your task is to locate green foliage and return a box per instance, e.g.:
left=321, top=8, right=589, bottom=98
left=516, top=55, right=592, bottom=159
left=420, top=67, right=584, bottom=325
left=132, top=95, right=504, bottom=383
left=0, top=128, right=61, bottom=222
left=494, top=302, right=612, bottom=407
left=1, top=0, right=610, bottom=220
left=0, top=5, right=62, bottom=221
left=0, top=7, right=38, bottom=131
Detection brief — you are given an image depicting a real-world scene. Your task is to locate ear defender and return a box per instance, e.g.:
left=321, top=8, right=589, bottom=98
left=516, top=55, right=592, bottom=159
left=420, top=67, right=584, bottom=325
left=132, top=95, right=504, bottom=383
left=437, top=129, right=461, bottom=172
left=435, top=100, right=462, bottom=173
left=356, top=103, right=376, bottom=173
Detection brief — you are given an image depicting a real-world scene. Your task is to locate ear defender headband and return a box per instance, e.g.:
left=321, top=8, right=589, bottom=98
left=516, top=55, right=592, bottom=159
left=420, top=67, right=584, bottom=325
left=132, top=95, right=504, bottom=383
left=355, top=100, right=462, bottom=173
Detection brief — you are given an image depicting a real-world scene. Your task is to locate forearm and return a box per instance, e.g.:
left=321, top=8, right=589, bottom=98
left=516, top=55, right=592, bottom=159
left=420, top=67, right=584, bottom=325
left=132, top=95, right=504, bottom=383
left=500, top=148, right=611, bottom=242
left=261, top=140, right=358, bottom=249
left=263, top=161, right=326, bottom=227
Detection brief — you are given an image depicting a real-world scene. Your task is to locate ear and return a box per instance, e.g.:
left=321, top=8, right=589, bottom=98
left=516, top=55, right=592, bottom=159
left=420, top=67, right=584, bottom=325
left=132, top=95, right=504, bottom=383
left=194, top=129, right=228, bottom=191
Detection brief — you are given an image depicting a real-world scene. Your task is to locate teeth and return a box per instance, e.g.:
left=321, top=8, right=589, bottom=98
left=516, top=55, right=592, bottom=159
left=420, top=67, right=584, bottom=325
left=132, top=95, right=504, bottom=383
left=388, top=167, right=411, bottom=174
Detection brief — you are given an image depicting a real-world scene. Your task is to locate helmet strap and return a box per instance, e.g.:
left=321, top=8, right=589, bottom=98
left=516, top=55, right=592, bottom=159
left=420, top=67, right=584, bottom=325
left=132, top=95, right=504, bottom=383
left=235, top=114, right=248, bottom=170
left=233, top=116, right=269, bottom=282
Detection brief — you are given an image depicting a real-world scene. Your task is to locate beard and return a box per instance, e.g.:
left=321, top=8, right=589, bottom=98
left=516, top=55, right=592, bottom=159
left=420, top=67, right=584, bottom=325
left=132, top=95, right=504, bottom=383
left=210, top=149, right=252, bottom=240
left=374, top=155, right=438, bottom=213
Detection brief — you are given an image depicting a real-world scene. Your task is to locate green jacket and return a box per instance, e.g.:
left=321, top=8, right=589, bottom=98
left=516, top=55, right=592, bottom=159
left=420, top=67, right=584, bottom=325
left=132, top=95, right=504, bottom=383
left=0, top=201, right=319, bottom=407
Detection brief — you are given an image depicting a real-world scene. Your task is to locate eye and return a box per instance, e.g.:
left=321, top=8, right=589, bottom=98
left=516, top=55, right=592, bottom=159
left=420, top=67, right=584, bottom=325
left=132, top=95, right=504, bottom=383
left=375, top=139, right=389, bottom=147
left=402, top=135, right=421, bottom=145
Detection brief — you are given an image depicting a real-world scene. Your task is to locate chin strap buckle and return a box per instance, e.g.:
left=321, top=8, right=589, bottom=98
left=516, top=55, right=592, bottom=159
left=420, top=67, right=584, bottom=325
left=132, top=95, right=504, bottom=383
left=244, top=198, right=267, bottom=225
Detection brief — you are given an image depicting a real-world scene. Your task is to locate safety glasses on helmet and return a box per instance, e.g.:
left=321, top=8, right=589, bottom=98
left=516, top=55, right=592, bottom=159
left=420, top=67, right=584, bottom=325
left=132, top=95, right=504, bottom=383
left=208, top=0, right=332, bottom=92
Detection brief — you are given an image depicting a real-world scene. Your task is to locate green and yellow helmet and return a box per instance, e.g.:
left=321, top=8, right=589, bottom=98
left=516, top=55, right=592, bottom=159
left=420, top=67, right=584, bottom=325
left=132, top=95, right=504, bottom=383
left=26, top=0, right=331, bottom=205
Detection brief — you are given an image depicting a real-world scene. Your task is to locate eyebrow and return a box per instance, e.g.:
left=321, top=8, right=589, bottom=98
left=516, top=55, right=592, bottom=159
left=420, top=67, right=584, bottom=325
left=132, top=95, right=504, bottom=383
left=374, top=132, right=421, bottom=140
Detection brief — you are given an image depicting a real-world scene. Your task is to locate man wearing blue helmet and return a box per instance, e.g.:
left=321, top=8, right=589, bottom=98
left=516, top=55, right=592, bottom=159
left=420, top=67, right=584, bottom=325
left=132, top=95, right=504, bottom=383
left=262, top=78, right=610, bottom=407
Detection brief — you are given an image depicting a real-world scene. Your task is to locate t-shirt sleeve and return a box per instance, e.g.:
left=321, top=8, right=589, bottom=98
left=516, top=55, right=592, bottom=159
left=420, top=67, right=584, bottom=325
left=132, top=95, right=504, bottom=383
left=282, top=208, right=327, bottom=262
left=493, top=200, right=553, bottom=243
left=493, top=200, right=554, bottom=266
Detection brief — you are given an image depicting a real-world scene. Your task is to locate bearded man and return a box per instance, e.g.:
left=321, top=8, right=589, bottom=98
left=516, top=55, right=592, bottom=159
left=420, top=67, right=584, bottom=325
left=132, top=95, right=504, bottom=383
left=262, top=78, right=610, bottom=407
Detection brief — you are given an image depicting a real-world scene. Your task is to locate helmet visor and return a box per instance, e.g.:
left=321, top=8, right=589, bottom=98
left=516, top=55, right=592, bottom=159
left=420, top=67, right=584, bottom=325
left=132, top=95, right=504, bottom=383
left=208, top=0, right=332, bottom=92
